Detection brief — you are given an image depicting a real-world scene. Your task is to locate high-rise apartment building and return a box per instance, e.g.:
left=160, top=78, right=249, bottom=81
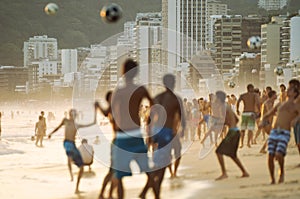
left=206, top=0, right=228, bottom=48
left=23, top=35, right=58, bottom=67
left=241, top=16, right=268, bottom=53
left=290, top=15, right=300, bottom=63
left=260, top=16, right=285, bottom=87
left=61, top=49, right=78, bottom=74
left=135, top=12, right=162, bottom=84
left=214, top=15, right=242, bottom=77
left=258, top=0, right=287, bottom=11
left=162, top=0, right=208, bottom=69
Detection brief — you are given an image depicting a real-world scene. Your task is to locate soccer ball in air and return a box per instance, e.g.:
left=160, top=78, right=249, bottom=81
left=44, top=3, right=59, bottom=15
left=274, top=66, right=284, bottom=76
left=247, top=36, right=261, bottom=49
left=100, top=3, right=123, bottom=23
left=228, top=81, right=236, bottom=88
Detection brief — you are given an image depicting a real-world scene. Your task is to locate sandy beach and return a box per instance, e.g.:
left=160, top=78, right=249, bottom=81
left=1, top=110, right=300, bottom=199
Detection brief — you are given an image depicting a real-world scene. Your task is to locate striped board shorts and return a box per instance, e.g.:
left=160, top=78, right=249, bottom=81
left=268, top=129, right=290, bottom=156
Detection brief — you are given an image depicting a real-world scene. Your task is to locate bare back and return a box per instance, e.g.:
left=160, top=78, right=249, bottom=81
left=112, top=84, right=152, bottom=132
left=152, top=90, right=183, bottom=132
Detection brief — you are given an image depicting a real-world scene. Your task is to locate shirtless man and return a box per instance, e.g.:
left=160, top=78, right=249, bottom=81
left=261, top=83, right=300, bottom=184
left=95, top=91, right=117, bottom=199
left=255, top=90, right=277, bottom=153
left=139, top=74, right=186, bottom=198
left=35, top=116, right=45, bottom=147
left=279, top=84, right=287, bottom=103
left=48, top=109, right=96, bottom=193
left=198, top=98, right=210, bottom=139
left=40, top=111, right=47, bottom=137
left=214, top=91, right=249, bottom=180
left=200, top=94, right=224, bottom=147
left=236, top=84, right=260, bottom=148
left=109, top=59, right=155, bottom=199
left=290, top=80, right=300, bottom=163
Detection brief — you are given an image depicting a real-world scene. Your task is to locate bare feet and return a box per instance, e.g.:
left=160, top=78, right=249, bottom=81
left=98, top=195, right=104, bottom=199
left=278, top=174, right=284, bottom=184
left=259, top=149, right=267, bottom=154
left=247, top=143, right=251, bottom=148
left=239, top=144, right=244, bottom=148
left=215, top=174, right=228, bottom=181
left=75, top=189, right=80, bottom=194
left=241, top=172, right=249, bottom=178
left=270, top=180, right=275, bottom=185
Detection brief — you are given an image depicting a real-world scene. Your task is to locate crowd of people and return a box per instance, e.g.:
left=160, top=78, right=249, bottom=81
left=1, top=58, right=300, bottom=199
left=27, top=61, right=300, bottom=198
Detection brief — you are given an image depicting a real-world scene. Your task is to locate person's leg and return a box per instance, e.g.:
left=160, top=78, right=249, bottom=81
left=67, top=157, right=74, bottom=181
left=75, top=166, right=83, bottom=193
left=155, top=168, right=166, bottom=199
left=168, top=164, right=174, bottom=178
left=276, top=153, right=285, bottom=183
left=40, top=134, right=44, bottom=147
left=240, top=130, right=245, bottom=148
left=254, top=128, right=261, bottom=144
left=247, top=130, right=253, bottom=147
left=35, top=135, right=39, bottom=146
left=268, top=154, right=275, bottom=184
left=201, top=128, right=213, bottom=145
left=173, top=157, right=181, bottom=177
left=116, top=178, right=124, bottom=199
left=99, top=171, right=113, bottom=199
left=139, top=171, right=159, bottom=199
left=231, top=156, right=249, bottom=177
left=215, top=153, right=227, bottom=180
left=108, top=178, right=117, bottom=199
left=260, top=140, right=268, bottom=153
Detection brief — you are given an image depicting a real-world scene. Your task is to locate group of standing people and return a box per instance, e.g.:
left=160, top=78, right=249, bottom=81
left=30, top=58, right=300, bottom=198
left=47, top=59, right=185, bottom=199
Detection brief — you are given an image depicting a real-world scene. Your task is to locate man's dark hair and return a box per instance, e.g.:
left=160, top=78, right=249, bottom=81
left=247, top=84, right=254, bottom=91
left=216, top=91, right=226, bottom=103
left=122, top=59, right=138, bottom=79
left=280, top=84, right=286, bottom=90
left=289, top=79, right=300, bottom=91
left=163, top=74, right=175, bottom=90
left=266, top=86, right=272, bottom=92
left=268, top=90, right=276, bottom=98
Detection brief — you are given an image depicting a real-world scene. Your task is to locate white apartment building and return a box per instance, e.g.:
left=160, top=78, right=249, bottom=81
left=260, top=16, right=285, bottom=88
left=206, top=0, right=228, bottom=48
left=258, top=0, right=287, bottom=11
left=31, top=59, right=58, bottom=78
left=162, top=0, right=208, bottom=71
left=61, top=49, right=77, bottom=74
left=135, top=12, right=162, bottom=84
left=290, top=15, right=300, bottom=63
left=23, top=35, right=58, bottom=67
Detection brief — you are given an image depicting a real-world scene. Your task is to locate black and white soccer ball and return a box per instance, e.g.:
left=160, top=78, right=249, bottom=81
left=44, top=3, right=59, bottom=15
left=228, top=81, right=236, bottom=88
left=274, top=66, right=284, bottom=76
left=100, top=3, right=123, bottom=23
left=247, top=36, right=261, bottom=49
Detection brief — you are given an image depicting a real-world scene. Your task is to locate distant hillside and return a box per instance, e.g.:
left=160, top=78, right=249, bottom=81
left=1, top=0, right=300, bottom=66
left=0, top=0, right=161, bottom=66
